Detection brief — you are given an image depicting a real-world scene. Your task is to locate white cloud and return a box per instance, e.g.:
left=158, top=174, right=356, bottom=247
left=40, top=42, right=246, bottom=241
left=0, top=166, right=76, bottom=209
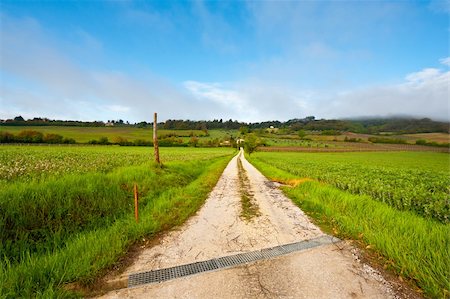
left=322, top=67, right=450, bottom=121
left=184, top=80, right=315, bottom=122
left=0, top=15, right=211, bottom=122
left=439, top=57, right=450, bottom=67
left=405, top=68, right=442, bottom=83
left=105, top=105, right=131, bottom=113
left=184, top=81, right=243, bottom=107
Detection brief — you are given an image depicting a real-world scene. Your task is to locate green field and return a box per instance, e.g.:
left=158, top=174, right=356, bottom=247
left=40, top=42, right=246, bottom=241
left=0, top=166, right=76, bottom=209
left=0, top=145, right=234, bottom=298
left=250, top=152, right=449, bottom=222
left=248, top=151, right=450, bottom=298
left=0, top=126, right=238, bottom=144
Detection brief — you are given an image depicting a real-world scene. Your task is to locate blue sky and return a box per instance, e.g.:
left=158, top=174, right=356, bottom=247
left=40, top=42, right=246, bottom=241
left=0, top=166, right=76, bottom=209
left=1, top=0, right=449, bottom=122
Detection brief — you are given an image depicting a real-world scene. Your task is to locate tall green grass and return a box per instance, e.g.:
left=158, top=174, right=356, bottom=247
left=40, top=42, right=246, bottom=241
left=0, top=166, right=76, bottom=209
left=249, top=156, right=450, bottom=298
left=0, top=154, right=232, bottom=298
left=0, top=161, right=202, bottom=263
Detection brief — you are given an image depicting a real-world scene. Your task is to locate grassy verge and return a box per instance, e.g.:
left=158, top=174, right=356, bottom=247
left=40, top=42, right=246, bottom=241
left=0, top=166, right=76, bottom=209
left=248, top=156, right=450, bottom=298
left=237, top=153, right=260, bottom=221
left=0, top=155, right=232, bottom=298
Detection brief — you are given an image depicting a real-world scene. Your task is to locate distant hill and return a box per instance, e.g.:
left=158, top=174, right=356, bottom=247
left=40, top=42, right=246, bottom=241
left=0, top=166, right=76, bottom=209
left=1, top=116, right=448, bottom=134
left=279, top=117, right=449, bottom=134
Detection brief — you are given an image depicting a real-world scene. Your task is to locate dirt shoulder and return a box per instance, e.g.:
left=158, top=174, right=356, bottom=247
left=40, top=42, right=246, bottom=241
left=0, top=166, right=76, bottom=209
left=97, top=149, right=417, bottom=299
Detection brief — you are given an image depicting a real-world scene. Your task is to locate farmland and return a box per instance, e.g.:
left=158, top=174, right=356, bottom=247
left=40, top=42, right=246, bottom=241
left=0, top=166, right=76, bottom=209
left=0, top=125, right=238, bottom=145
left=2, top=125, right=449, bottom=150
left=250, top=152, right=450, bottom=222
left=248, top=151, right=450, bottom=297
left=0, top=145, right=234, bottom=297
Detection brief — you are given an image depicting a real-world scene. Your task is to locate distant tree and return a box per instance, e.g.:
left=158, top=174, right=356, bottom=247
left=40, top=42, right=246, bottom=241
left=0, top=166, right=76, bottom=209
left=239, top=126, right=249, bottom=135
left=188, top=137, right=199, bottom=147
left=112, top=136, right=131, bottom=145
left=63, top=137, right=76, bottom=144
left=321, top=129, right=341, bottom=136
left=14, top=116, right=25, bottom=121
left=298, top=130, right=306, bottom=139
left=18, top=130, right=43, bottom=143
left=0, top=132, right=14, bottom=143
left=43, top=133, right=64, bottom=144
left=98, top=137, right=110, bottom=145
left=244, top=133, right=260, bottom=155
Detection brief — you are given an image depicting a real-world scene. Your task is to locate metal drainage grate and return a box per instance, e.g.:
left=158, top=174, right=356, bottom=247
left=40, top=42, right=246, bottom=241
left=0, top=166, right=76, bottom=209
left=128, top=235, right=340, bottom=288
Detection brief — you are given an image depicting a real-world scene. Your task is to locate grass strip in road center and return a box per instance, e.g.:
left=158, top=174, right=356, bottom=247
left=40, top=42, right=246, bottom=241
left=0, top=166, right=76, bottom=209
left=237, top=153, right=261, bottom=221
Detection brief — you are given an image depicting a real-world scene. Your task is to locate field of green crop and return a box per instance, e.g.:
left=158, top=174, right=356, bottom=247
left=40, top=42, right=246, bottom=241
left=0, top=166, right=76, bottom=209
left=250, top=152, right=450, bottom=223
left=0, top=145, right=234, bottom=297
left=0, top=126, right=238, bottom=144
left=248, top=151, right=450, bottom=298
left=0, top=145, right=232, bottom=183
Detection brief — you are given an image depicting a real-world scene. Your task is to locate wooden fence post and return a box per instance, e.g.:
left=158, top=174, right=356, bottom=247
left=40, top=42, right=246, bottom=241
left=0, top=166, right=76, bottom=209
left=134, top=184, right=139, bottom=223
left=153, top=112, right=160, bottom=164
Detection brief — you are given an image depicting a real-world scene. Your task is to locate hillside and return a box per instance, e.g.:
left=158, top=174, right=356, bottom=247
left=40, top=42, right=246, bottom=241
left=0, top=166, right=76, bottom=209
left=1, top=116, right=449, bottom=134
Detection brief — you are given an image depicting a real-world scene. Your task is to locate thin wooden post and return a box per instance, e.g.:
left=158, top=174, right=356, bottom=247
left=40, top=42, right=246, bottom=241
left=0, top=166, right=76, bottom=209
left=134, top=184, right=139, bottom=223
left=153, top=112, right=160, bottom=164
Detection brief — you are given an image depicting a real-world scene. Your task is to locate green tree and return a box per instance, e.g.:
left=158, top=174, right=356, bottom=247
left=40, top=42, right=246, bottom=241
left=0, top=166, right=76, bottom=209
left=188, top=137, right=199, bottom=147
left=244, top=133, right=259, bottom=155
left=239, top=126, right=249, bottom=135
left=298, top=130, right=306, bottom=139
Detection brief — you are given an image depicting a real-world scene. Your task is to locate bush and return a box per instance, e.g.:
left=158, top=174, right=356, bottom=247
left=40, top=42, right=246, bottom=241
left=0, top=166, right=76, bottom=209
left=0, top=132, right=14, bottom=143
left=43, top=133, right=64, bottom=144
left=321, top=130, right=341, bottom=136
left=368, top=137, right=407, bottom=144
left=344, top=136, right=362, bottom=142
left=416, top=139, right=449, bottom=148
left=17, top=130, right=43, bottom=143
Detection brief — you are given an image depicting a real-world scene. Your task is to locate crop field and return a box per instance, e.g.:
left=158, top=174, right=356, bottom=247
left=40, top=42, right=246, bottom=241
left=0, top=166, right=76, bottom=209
left=0, top=146, right=232, bottom=183
left=0, top=145, right=234, bottom=297
left=251, top=152, right=450, bottom=222
left=248, top=151, right=450, bottom=297
left=0, top=126, right=237, bottom=144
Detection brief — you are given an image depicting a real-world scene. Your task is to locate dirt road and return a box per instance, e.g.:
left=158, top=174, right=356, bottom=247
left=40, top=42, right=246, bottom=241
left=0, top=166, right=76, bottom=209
left=99, top=149, right=400, bottom=298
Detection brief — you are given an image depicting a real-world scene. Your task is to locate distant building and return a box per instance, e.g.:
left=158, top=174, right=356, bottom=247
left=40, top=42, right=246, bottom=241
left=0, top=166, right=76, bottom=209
left=105, top=122, right=114, bottom=127
left=266, top=126, right=278, bottom=133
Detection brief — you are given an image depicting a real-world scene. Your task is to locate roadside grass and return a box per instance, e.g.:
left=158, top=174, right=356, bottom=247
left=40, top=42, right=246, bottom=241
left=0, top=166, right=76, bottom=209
left=0, top=154, right=232, bottom=298
left=248, top=156, right=450, bottom=298
left=0, top=161, right=201, bottom=263
left=237, top=153, right=260, bottom=221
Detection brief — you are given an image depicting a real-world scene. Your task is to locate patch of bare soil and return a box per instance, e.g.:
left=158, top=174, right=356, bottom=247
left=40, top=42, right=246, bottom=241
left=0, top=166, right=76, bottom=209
left=96, top=149, right=421, bottom=299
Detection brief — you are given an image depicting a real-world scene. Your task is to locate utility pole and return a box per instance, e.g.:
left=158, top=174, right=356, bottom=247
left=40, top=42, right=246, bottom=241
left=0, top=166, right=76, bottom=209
left=153, top=112, right=160, bottom=164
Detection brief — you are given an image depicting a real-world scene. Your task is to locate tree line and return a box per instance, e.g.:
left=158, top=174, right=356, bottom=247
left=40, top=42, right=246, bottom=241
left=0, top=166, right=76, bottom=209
left=1, top=116, right=448, bottom=134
